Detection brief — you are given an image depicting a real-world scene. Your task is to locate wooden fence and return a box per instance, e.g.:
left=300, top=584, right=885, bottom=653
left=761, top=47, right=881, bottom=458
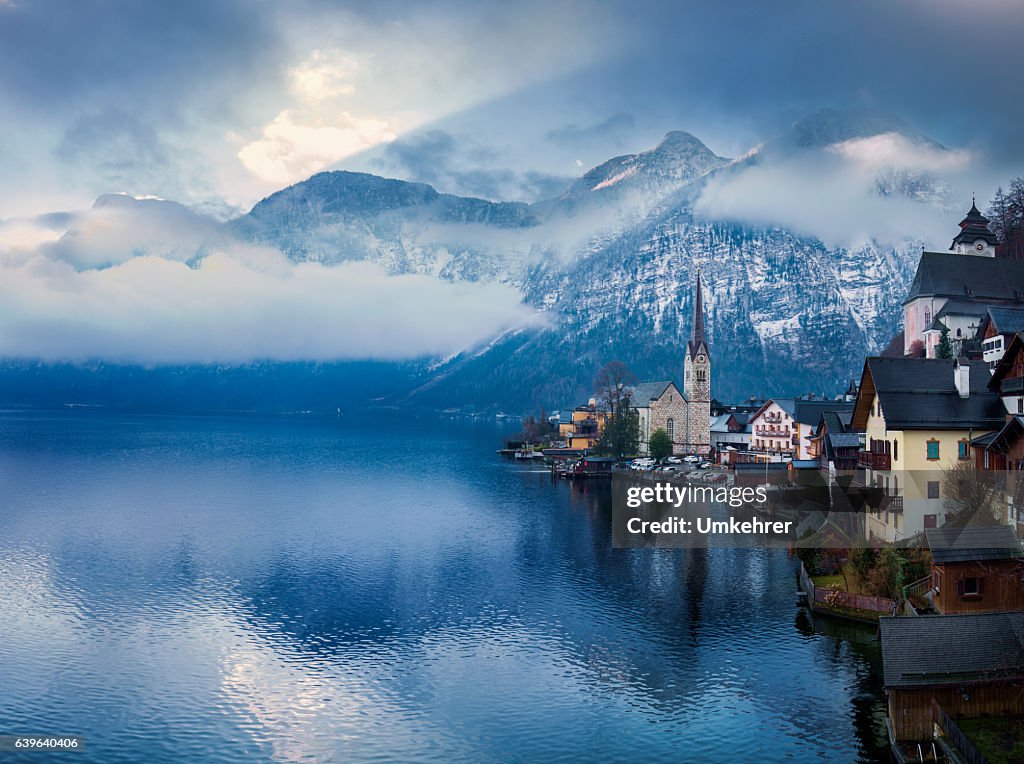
left=798, top=561, right=897, bottom=614
left=932, top=700, right=988, bottom=764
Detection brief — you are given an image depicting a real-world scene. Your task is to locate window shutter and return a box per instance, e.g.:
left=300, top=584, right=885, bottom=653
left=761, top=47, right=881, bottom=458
left=978, top=577, right=986, bottom=595
left=956, top=579, right=965, bottom=597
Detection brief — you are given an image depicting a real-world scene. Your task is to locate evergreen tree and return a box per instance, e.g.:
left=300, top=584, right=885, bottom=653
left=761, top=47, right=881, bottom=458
left=936, top=324, right=952, bottom=359
left=648, top=428, right=673, bottom=460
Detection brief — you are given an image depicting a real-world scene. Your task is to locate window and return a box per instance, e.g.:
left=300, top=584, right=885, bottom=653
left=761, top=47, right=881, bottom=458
left=958, top=439, right=970, bottom=460
left=924, top=513, right=938, bottom=528
left=666, top=418, right=675, bottom=442
left=893, top=439, right=898, bottom=461
left=957, top=577, right=984, bottom=598
left=926, top=439, right=940, bottom=460
left=927, top=481, right=940, bottom=499
left=1019, top=398, right=1023, bottom=415
left=932, top=569, right=941, bottom=593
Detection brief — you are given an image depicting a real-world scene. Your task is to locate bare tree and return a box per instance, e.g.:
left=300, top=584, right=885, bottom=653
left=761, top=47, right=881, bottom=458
left=941, top=461, right=1006, bottom=527
left=593, top=360, right=638, bottom=417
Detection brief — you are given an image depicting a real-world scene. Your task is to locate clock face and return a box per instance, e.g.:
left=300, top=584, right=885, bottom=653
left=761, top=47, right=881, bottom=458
left=697, top=355, right=705, bottom=363
left=975, top=241, right=986, bottom=253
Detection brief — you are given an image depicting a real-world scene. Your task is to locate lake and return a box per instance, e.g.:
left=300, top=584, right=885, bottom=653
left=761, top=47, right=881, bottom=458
left=0, top=411, right=889, bottom=762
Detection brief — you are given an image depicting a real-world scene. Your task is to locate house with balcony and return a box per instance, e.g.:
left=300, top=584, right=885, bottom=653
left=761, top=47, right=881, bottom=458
left=978, top=308, right=1024, bottom=371
left=747, top=398, right=854, bottom=463
left=557, top=399, right=608, bottom=451
left=747, top=399, right=798, bottom=461
left=970, top=333, right=1024, bottom=535
left=807, top=410, right=862, bottom=471
left=850, top=357, right=1004, bottom=542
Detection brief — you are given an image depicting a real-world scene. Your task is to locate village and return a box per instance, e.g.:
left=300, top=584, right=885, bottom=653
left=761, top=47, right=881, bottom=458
left=505, top=200, right=1024, bottom=764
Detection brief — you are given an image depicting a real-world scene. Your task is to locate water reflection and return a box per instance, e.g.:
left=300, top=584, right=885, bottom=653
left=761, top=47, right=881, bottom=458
left=0, top=412, right=888, bottom=763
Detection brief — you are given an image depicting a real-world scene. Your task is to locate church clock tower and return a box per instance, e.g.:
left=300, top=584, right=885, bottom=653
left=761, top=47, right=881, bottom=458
left=683, top=271, right=711, bottom=454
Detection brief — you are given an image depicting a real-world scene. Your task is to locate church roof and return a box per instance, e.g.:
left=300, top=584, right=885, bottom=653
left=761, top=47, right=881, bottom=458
left=903, top=251, right=1024, bottom=305
left=629, top=380, right=683, bottom=408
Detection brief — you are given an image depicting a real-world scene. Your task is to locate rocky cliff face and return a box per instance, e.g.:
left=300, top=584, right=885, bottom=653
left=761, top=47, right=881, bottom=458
left=229, top=109, right=940, bottom=411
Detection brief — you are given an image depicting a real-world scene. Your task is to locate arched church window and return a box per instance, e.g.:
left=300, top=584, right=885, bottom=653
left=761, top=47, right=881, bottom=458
left=667, top=418, right=675, bottom=442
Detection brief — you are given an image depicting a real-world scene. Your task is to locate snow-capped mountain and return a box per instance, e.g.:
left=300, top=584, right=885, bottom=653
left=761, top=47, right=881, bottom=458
left=223, top=109, right=940, bottom=411
left=3, top=109, right=954, bottom=414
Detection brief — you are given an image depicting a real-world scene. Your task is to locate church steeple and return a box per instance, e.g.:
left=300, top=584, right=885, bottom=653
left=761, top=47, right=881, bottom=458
left=951, top=198, right=998, bottom=255
left=687, top=270, right=708, bottom=359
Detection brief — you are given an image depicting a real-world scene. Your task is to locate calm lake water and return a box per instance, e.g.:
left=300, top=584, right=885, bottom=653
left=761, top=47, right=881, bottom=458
left=0, top=412, right=889, bottom=763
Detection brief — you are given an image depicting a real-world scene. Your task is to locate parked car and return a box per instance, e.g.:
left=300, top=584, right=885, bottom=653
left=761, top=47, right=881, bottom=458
left=699, top=461, right=713, bottom=469
left=683, top=455, right=700, bottom=463
left=665, top=456, right=682, bottom=464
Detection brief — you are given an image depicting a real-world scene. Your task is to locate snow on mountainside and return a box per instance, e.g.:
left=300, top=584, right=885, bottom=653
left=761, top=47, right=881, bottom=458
left=223, top=109, right=943, bottom=411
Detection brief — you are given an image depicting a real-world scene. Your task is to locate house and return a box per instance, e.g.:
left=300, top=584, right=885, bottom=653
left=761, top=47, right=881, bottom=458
left=851, top=357, right=1004, bottom=542
left=632, top=381, right=687, bottom=456
left=880, top=611, right=1024, bottom=742
left=978, top=307, right=1024, bottom=370
left=709, top=411, right=751, bottom=463
left=748, top=398, right=854, bottom=462
left=922, top=525, right=1024, bottom=614
left=807, top=410, right=862, bottom=471
left=902, top=202, right=1024, bottom=357
left=557, top=399, right=607, bottom=451
left=989, top=331, right=1024, bottom=416
left=747, top=398, right=797, bottom=460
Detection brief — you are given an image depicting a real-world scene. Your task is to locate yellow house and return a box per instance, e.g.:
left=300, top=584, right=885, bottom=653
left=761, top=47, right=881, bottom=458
left=851, top=357, right=1004, bottom=542
left=558, top=399, right=608, bottom=451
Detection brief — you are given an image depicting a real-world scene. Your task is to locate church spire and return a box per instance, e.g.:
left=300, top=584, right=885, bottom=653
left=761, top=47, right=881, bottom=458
left=688, top=270, right=707, bottom=359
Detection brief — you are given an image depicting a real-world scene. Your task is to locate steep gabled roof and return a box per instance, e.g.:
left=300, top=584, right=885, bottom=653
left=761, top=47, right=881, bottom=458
left=880, top=612, right=1024, bottom=688
left=926, top=524, right=1024, bottom=564
left=852, top=357, right=1003, bottom=430
left=629, top=380, right=682, bottom=408
left=903, top=251, right=1024, bottom=305
left=984, top=306, right=1024, bottom=336
left=792, top=400, right=854, bottom=427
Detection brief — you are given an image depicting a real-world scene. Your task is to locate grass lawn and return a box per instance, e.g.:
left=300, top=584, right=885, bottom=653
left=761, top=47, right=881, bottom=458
left=958, top=716, right=1024, bottom=764
left=811, top=562, right=866, bottom=595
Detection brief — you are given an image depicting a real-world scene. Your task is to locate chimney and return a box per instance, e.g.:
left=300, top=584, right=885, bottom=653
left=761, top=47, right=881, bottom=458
left=954, top=358, right=971, bottom=398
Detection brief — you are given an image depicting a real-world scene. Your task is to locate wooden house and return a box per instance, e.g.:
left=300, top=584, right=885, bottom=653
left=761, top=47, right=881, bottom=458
left=924, top=525, right=1024, bottom=614
left=880, top=612, right=1024, bottom=742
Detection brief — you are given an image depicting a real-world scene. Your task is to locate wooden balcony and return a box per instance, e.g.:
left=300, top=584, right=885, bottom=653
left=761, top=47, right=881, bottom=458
left=857, top=450, right=891, bottom=470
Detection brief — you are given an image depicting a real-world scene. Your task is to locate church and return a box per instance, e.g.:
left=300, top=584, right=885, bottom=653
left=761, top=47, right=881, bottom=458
left=903, top=200, right=1024, bottom=360
left=632, top=273, right=712, bottom=455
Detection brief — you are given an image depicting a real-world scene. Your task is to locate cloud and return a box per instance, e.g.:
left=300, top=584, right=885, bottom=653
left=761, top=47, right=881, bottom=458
left=546, top=113, right=636, bottom=148
left=694, top=130, right=982, bottom=249
left=0, top=249, right=541, bottom=365
left=239, top=110, right=398, bottom=185
left=372, top=129, right=570, bottom=201
left=288, top=49, right=360, bottom=103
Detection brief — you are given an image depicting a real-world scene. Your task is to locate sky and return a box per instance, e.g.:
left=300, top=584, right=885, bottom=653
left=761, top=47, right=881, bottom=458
left=1, top=0, right=1023, bottom=364
left=2, top=0, right=1024, bottom=218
